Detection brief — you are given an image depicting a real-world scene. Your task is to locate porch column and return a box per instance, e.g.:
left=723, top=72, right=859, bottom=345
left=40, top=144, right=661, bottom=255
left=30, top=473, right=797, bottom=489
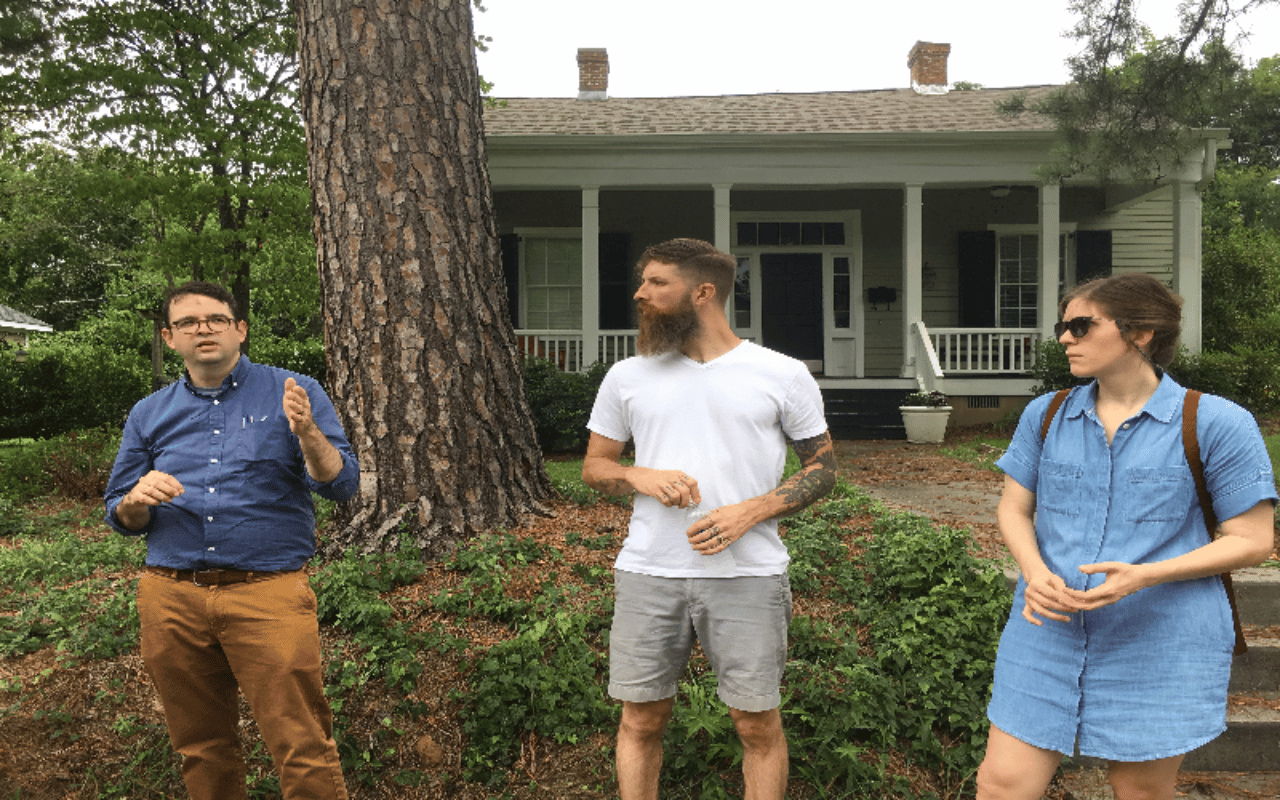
left=713, top=183, right=733, bottom=253
left=1038, top=183, right=1061, bottom=338
left=581, top=186, right=601, bottom=367
left=1171, top=181, right=1203, bottom=353
left=901, top=183, right=923, bottom=378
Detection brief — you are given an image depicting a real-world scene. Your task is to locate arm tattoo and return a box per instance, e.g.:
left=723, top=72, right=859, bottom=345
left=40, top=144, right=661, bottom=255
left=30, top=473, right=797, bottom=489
left=775, top=432, right=837, bottom=514
left=595, top=478, right=632, bottom=497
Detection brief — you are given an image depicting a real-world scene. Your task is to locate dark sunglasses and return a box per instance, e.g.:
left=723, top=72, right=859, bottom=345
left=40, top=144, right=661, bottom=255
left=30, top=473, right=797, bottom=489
left=1053, top=316, right=1109, bottom=339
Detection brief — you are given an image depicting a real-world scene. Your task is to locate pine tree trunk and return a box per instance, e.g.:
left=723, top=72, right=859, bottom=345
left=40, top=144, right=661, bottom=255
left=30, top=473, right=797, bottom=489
left=295, top=0, right=553, bottom=557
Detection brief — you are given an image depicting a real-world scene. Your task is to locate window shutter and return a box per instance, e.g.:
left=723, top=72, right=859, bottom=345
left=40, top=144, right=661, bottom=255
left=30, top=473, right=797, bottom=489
left=958, top=231, right=996, bottom=327
left=599, top=232, right=631, bottom=329
left=1075, top=230, right=1112, bottom=283
left=500, top=233, right=520, bottom=328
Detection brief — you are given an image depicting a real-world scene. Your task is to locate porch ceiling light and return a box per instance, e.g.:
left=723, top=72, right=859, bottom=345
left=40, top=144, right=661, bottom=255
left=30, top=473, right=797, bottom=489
left=990, top=186, right=1011, bottom=198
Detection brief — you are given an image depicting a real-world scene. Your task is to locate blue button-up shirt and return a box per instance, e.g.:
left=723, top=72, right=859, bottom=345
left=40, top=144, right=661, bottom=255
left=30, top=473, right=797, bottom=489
left=998, top=374, right=1276, bottom=593
left=104, top=356, right=359, bottom=571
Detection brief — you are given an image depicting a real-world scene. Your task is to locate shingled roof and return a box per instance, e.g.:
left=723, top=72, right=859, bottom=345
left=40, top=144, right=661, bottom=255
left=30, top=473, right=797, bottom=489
left=0, top=303, right=52, bottom=332
left=482, top=85, right=1060, bottom=137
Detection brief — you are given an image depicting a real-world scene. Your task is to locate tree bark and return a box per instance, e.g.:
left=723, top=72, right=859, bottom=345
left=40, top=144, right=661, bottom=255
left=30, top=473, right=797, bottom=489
left=295, top=0, right=553, bottom=557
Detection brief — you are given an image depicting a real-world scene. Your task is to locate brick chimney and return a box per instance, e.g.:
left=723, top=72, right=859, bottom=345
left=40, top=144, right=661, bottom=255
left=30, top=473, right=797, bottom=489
left=908, top=41, right=951, bottom=95
left=577, top=48, right=608, bottom=100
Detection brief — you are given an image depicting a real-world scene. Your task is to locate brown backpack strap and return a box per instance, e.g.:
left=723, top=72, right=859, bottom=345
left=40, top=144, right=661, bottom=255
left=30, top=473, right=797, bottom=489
left=1040, top=389, right=1071, bottom=444
left=1184, top=390, right=1248, bottom=656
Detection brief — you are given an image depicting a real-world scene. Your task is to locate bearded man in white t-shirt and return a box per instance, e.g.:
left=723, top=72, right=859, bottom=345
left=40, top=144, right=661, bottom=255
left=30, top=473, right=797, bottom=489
left=583, top=238, right=836, bottom=800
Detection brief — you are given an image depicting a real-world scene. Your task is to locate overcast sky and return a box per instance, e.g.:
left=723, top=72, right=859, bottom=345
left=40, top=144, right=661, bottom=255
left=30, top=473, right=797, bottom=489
left=474, top=0, right=1280, bottom=98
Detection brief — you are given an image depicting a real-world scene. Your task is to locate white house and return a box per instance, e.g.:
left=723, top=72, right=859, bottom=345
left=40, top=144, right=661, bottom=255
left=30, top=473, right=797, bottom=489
left=482, top=43, right=1224, bottom=434
left=0, top=303, right=52, bottom=350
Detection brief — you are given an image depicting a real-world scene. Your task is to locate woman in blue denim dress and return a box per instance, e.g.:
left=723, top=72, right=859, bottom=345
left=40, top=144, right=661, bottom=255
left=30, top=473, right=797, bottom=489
left=975, top=274, right=1277, bottom=800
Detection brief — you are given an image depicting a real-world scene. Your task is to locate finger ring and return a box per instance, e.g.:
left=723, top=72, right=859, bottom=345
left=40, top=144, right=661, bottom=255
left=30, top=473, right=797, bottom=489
left=711, top=525, right=720, bottom=534
left=717, top=535, right=725, bottom=545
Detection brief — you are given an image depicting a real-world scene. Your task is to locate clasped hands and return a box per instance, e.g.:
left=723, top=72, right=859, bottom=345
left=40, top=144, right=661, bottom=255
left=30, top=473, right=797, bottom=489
left=1021, top=561, right=1153, bottom=625
left=626, top=467, right=750, bottom=557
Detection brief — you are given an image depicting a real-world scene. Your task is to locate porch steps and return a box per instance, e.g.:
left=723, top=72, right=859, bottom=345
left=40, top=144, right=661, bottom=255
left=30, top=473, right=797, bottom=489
left=821, top=389, right=906, bottom=440
left=1063, top=567, right=1280, bottom=775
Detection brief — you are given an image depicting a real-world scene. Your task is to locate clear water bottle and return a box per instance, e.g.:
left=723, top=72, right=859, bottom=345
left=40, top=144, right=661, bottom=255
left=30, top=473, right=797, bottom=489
left=686, top=503, right=737, bottom=573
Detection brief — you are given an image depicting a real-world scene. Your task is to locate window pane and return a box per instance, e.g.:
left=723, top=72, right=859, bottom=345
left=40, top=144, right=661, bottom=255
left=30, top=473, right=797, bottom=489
left=758, top=222, right=780, bottom=245
left=801, top=222, right=824, bottom=245
left=824, top=222, right=845, bottom=245
left=779, top=222, right=801, bottom=245
left=833, top=256, right=850, bottom=330
left=523, top=236, right=583, bottom=330
left=525, top=240, right=547, bottom=283
left=737, top=222, right=757, bottom=246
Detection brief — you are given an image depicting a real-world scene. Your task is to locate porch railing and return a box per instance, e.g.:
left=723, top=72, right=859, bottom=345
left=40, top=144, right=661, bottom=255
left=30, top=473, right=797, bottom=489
left=600, top=330, right=639, bottom=364
left=929, top=327, right=1042, bottom=374
left=516, top=327, right=1042, bottom=376
left=911, top=322, right=946, bottom=393
left=515, top=331, right=584, bottom=372
left=515, top=330, right=639, bottom=372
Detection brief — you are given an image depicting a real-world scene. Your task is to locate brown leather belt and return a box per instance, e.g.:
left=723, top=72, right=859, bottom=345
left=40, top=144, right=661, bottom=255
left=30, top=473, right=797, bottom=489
left=146, top=566, right=284, bottom=586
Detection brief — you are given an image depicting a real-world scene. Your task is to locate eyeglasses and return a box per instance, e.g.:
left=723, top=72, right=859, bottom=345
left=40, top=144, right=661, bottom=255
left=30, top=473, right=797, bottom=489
left=1053, top=316, right=1109, bottom=339
left=169, top=315, right=235, bottom=334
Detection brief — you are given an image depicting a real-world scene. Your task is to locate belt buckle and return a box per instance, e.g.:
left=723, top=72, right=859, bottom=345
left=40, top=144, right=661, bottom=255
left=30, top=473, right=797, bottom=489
left=192, top=570, right=219, bottom=587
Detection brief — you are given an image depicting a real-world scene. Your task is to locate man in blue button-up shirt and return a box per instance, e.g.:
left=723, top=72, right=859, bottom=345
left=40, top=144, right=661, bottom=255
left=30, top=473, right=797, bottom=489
left=104, top=281, right=358, bottom=800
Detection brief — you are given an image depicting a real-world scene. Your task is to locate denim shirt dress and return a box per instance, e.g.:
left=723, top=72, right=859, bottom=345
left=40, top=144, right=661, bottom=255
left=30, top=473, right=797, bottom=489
left=988, top=375, right=1277, bottom=761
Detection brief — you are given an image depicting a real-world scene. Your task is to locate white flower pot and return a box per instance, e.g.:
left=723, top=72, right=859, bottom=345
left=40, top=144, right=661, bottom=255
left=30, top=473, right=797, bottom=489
left=899, top=406, right=952, bottom=444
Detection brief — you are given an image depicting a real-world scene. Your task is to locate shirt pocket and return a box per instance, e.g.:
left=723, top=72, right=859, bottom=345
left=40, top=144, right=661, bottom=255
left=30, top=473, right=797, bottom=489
left=236, top=414, right=291, bottom=461
left=1037, top=458, right=1083, bottom=517
left=1123, top=467, right=1191, bottom=523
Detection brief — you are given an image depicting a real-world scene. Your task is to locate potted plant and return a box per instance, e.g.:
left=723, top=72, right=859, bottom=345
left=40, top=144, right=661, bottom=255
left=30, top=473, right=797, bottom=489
left=899, top=390, right=952, bottom=444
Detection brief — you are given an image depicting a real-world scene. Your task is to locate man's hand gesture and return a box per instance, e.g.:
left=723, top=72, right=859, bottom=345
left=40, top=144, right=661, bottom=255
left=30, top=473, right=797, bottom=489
left=283, top=377, right=317, bottom=436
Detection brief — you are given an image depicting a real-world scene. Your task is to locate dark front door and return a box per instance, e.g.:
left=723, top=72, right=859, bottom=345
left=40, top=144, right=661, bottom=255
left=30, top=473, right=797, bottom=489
left=761, top=253, right=823, bottom=371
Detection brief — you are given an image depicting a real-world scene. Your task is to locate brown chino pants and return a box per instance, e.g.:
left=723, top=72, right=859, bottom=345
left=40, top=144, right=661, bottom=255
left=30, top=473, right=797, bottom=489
left=137, top=569, right=348, bottom=800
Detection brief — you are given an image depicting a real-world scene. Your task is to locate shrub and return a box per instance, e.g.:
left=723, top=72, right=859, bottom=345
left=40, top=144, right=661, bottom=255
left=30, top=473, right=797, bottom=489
left=46, top=427, right=122, bottom=500
left=0, top=439, right=54, bottom=502
left=0, top=428, right=122, bottom=502
left=0, top=322, right=150, bottom=439
left=457, top=611, right=614, bottom=782
left=251, top=331, right=328, bottom=388
left=1171, top=344, right=1280, bottom=414
left=1028, top=338, right=1086, bottom=395
left=520, top=357, right=609, bottom=453
left=851, top=513, right=1011, bottom=776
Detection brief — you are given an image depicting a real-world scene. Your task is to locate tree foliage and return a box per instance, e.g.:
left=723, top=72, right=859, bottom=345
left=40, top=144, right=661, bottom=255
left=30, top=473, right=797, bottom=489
left=0, top=134, right=145, bottom=329
left=1003, top=0, right=1279, bottom=179
left=0, top=0, right=310, bottom=324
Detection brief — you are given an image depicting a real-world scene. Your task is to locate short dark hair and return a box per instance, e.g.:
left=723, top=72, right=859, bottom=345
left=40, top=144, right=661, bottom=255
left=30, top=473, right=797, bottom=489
left=1060, top=273, right=1182, bottom=366
left=162, top=281, right=239, bottom=326
left=637, top=238, right=737, bottom=307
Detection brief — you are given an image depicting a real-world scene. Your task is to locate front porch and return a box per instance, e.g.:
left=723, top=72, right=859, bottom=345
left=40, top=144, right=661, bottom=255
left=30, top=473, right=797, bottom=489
left=514, top=324, right=1045, bottom=433
left=513, top=323, right=1045, bottom=384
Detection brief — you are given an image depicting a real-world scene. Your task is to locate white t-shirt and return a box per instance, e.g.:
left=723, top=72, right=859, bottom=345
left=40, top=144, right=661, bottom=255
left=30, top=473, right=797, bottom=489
left=587, top=341, right=828, bottom=578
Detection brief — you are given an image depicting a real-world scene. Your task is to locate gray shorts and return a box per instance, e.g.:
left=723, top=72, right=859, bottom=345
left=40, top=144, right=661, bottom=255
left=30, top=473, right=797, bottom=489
left=608, top=570, right=793, bottom=713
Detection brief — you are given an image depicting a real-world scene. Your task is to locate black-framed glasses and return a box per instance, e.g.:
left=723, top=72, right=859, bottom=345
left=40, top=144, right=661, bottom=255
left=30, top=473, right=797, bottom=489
left=169, top=315, right=234, bottom=334
left=1053, top=316, right=1108, bottom=339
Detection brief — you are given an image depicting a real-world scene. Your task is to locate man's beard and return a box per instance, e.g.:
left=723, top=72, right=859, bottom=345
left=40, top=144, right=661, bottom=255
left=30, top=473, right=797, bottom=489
left=636, top=294, right=699, bottom=356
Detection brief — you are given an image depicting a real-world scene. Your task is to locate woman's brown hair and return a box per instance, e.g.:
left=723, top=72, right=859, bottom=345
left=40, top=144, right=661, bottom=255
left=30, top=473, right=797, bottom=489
left=1059, top=273, right=1183, bottom=367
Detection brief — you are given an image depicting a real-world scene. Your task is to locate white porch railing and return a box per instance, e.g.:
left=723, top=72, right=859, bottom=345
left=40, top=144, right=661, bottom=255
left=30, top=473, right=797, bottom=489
left=515, top=331, right=584, bottom=372
left=517, top=326, right=1041, bottom=377
left=599, top=330, right=638, bottom=364
left=911, top=322, right=946, bottom=393
left=929, top=327, right=1043, bottom=374
left=515, top=330, right=639, bottom=372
